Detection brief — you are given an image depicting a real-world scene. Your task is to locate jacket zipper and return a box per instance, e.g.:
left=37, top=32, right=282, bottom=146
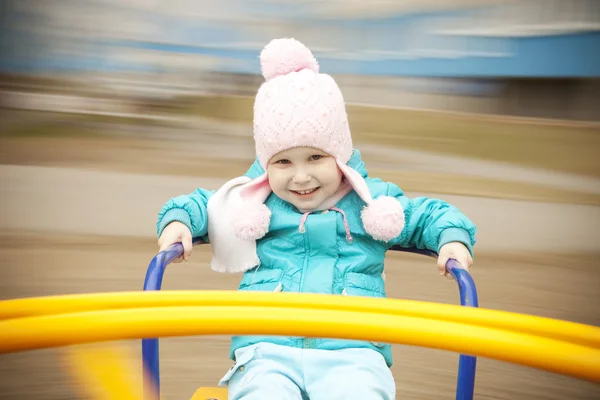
left=299, top=216, right=312, bottom=348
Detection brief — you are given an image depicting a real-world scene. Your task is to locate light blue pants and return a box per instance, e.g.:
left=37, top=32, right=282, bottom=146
left=219, top=343, right=395, bottom=400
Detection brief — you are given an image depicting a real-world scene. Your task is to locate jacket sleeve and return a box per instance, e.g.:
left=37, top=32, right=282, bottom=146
left=385, top=183, right=477, bottom=256
left=156, top=188, right=215, bottom=238
left=156, top=158, right=265, bottom=239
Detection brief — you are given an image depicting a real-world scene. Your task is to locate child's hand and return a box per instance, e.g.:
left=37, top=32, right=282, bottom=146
left=158, top=221, right=193, bottom=262
left=437, top=242, right=473, bottom=279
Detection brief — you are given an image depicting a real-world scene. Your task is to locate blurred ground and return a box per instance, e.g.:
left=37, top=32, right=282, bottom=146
left=175, top=95, right=600, bottom=178
left=0, top=106, right=599, bottom=399
left=1, top=108, right=599, bottom=205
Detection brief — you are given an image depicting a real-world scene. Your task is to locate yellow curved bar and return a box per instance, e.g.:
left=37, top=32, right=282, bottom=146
left=1, top=306, right=599, bottom=382
left=1, top=291, right=599, bottom=348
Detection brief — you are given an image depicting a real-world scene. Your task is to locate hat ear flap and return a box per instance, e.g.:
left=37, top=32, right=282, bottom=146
left=360, top=196, right=405, bottom=242
left=336, top=161, right=405, bottom=242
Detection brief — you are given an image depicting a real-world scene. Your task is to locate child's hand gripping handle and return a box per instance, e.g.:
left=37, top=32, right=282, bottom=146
left=161, top=243, right=186, bottom=265
left=157, top=221, right=193, bottom=262
left=445, top=258, right=479, bottom=308
left=144, top=237, right=206, bottom=292
left=143, top=243, right=184, bottom=292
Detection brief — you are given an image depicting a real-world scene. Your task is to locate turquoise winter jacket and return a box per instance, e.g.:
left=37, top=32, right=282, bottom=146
left=156, top=149, right=476, bottom=367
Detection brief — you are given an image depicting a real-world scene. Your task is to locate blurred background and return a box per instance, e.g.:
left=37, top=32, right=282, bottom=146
left=1, top=0, right=599, bottom=399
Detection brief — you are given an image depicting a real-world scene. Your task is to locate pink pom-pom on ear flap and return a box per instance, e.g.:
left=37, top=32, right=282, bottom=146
left=361, top=196, right=405, bottom=242
left=233, top=203, right=272, bottom=241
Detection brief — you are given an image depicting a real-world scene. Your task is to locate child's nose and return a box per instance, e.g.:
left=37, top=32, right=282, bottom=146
left=292, top=169, right=310, bottom=184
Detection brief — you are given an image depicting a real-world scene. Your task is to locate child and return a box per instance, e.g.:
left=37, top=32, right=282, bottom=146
left=157, top=38, right=476, bottom=400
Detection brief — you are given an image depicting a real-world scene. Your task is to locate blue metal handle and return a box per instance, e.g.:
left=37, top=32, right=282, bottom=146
left=142, top=242, right=185, bottom=400
left=446, top=259, right=479, bottom=400
left=141, top=243, right=478, bottom=400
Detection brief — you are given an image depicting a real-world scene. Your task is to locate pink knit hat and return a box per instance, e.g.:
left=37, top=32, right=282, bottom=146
left=233, top=38, right=405, bottom=243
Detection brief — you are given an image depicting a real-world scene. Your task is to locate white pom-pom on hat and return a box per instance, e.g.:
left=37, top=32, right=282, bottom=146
left=260, top=38, right=319, bottom=81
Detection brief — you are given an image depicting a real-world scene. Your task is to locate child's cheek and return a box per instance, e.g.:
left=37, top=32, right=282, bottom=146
left=312, top=162, right=338, bottom=178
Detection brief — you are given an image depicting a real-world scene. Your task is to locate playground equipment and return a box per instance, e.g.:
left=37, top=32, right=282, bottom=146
left=0, top=242, right=598, bottom=400
left=143, top=242, right=478, bottom=400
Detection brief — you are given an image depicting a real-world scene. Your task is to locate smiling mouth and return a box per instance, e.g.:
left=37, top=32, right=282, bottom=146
left=291, top=187, right=320, bottom=196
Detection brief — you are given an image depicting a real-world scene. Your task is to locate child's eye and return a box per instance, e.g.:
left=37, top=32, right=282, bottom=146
left=275, top=159, right=290, bottom=164
left=309, top=155, right=323, bottom=161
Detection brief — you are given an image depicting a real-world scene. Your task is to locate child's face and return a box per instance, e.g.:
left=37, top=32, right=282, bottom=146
left=267, top=146, right=343, bottom=212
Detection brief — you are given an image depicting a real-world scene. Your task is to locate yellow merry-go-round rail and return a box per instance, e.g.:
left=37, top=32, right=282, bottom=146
left=0, top=291, right=599, bottom=383
left=1, top=291, right=599, bottom=349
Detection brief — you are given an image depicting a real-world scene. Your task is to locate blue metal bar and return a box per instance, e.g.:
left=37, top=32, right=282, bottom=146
left=141, top=242, right=478, bottom=400
left=391, top=247, right=479, bottom=400
left=142, top=242, right=184, bottom=400
left=447, top=259, right=479, bottom=400
left=389, top=245, right=438, bottom=258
